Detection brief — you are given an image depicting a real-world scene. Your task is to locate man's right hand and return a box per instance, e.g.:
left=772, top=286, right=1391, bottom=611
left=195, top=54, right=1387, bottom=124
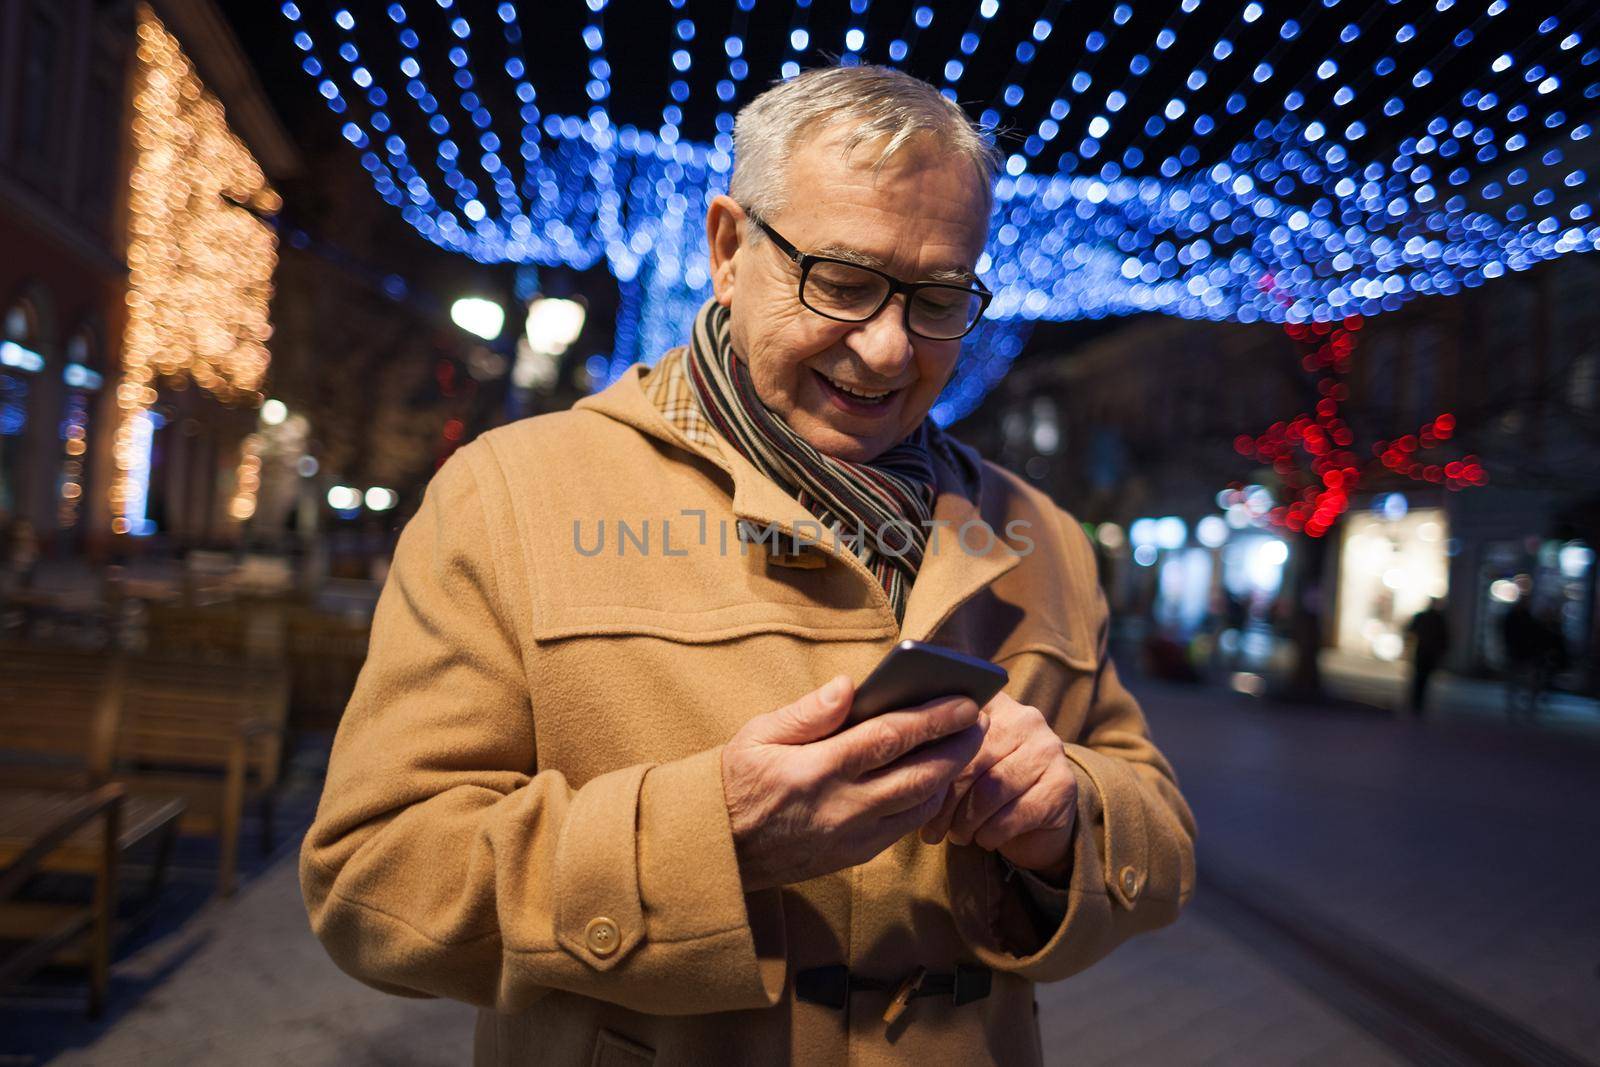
left=721, top=674, right=987, bottom=892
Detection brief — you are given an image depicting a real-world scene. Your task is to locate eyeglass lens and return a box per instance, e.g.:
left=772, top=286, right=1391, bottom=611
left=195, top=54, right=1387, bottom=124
left=801, top=260, right=984, bottom=340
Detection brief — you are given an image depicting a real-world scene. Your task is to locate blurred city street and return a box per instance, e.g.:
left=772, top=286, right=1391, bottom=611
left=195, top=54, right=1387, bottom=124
left=8, top=673, right=1597, bottom=1066
left=4, top=0, right=1600, bottom=1062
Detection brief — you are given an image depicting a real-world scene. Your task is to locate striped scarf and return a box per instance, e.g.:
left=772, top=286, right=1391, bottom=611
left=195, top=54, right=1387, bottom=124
left=682, top=299, right=940, bottom=622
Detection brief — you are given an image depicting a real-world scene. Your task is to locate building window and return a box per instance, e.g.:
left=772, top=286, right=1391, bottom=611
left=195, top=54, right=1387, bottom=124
left=14, top=3, right=66, bottom=183
left=79, top=70, right=121, bottom=227
left=1, top=300, right=43, bottom=517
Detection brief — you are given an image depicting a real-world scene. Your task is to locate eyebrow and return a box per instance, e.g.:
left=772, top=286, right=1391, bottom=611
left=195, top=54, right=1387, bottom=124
left=810, top=242, right=980, bottom=286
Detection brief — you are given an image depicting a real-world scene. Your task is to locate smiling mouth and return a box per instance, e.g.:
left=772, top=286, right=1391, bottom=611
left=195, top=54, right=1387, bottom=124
left=813, top=368, right=900, bottom=410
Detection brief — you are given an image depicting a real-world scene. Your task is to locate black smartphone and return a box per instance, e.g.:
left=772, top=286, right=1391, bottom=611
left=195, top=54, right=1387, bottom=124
left=846, top=640, right=1009, bottom=725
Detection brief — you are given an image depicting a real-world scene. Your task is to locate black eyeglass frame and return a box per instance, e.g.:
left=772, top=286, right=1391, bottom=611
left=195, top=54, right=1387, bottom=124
left=746, top=212, right=993, bottom=341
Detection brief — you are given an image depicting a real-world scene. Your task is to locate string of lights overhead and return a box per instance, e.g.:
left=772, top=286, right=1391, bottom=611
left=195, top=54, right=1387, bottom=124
left=277, top=0, right=1598, bottom=422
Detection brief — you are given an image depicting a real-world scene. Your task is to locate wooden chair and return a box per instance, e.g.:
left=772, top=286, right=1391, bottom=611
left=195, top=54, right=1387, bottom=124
left=0, top=650, right=187, bottom=1015
left=114, top=658, right=289, bottom=897
left=1, top=645, right=280, bottom=899
left=0, top=646, right=117, bottom=790
left=0, top=784, right=124, bottom=1016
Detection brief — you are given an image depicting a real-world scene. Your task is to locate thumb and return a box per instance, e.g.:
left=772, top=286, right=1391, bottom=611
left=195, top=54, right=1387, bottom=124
left=745, top=675, right=854, bottom=746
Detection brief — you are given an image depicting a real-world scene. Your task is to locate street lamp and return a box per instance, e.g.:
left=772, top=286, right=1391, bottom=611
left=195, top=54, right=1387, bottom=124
left=451, top=297, right=505, bottom=342
left=513, top=296, right=586, bottom=391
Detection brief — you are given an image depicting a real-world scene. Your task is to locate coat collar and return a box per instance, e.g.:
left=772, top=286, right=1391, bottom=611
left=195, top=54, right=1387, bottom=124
left=573, top=364, right=1021, bottom=641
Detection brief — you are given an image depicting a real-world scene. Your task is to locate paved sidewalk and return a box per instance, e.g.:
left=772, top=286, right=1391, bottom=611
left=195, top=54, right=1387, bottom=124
left=1320, top=649, right=1600, bottom=737
left=14, top=850, right=475, bottom=1067
left=1132, top=677, right=1600, bottom=1064
left=11, top=839, right=1399, bottom=1067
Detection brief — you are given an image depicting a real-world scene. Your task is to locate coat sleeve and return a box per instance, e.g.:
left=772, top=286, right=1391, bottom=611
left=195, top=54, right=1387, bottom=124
left=299, top=444, right=787, bottom=1016
left=947, top=510, right=1196, bottom=983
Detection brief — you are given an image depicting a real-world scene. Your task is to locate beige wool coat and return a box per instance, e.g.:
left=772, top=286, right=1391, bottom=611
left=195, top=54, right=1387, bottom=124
left=300, top=362, right=1197, bottom=1066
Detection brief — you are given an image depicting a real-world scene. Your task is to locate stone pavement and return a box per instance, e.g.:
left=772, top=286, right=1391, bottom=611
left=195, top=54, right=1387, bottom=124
left=1318, top=648, right=1600, bottom=738
left=5, top=677, right=1598, bottom=1065
left=1109, top=680, right=1600, bottom=1066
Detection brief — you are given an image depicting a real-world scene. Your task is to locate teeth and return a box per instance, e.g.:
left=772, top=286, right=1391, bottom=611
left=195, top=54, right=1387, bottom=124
left=828, top=376, right=892, bottom=400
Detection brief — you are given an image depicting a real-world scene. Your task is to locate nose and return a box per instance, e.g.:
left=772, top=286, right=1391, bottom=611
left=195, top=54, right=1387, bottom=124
left=844, top=294, right=916, bottom=380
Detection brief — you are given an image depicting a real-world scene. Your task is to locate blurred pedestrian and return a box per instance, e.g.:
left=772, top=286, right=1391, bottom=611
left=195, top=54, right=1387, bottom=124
left=1405, top=597, right=1450, bottom=716
left=1503, top=593, right=1560, bottom=720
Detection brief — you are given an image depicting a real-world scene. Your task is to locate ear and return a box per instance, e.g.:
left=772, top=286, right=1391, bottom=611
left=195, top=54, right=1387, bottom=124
left=706, top=194, right=745, bottom=308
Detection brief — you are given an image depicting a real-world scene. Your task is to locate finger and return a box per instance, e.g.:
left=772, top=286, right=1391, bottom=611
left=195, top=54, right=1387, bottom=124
left=921, top=741, right=994, bottom=844
left=920, top=785, right=956, bottom=846
left=853, top=721, right=987, bottom=818
left=921, top=710, right=1018, bottom=843
left=826, top=695, right=980, bottom=779
left=945, top=726, right=1063, bottom=843
left=947, top=749, right=1045, bottom=846
left=924, top=697, right=1036, bottom=844
left=743, top=675, right=854, bottom=746
left=970, top=793, right=1030, bottom=852
left=874, top=786, right=953, bottom=853
left=973, top=762, right=1077, bottom=851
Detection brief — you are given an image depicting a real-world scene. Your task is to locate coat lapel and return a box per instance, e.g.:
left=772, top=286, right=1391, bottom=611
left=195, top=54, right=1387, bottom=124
left=897, top=442, right=1022, bottom=643
left=575, top=365, right=1022, bottom=638
left=575, top=367, right=894, bottom=602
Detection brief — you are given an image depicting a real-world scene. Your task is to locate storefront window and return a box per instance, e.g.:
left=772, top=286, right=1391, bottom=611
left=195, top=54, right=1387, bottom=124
left=1553, top=542, right=1594, bottom=672
left=1155, top=546, right=1214, bottom=638
left=1336, top=507, right=1451, bottom=661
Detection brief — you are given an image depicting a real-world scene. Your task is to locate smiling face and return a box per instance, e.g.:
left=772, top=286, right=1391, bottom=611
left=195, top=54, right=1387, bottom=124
left=706, top=124, right=991, bottom=463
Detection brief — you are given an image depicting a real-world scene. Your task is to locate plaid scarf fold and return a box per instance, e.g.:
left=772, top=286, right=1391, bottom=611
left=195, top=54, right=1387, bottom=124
left=680, top=299, right=941, bottom=622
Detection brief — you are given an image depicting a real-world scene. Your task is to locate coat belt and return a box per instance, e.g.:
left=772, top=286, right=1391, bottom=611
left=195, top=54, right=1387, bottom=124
left=794, top=963, right=992, bottom=1014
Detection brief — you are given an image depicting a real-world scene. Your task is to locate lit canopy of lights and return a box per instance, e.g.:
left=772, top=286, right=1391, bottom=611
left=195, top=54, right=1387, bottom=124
left=279, top=0, right=1598, bottom=421
left=115, top=6, right=281, bottom=534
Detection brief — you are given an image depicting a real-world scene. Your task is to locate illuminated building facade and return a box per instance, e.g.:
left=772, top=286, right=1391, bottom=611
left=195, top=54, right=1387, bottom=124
left=0, top=0, right=296, bottom=554
left=0, top=0, right=132, bottom=547
left=971, top=251, right=1600, bottom=693
left=113, top=3, right=282, bottom=538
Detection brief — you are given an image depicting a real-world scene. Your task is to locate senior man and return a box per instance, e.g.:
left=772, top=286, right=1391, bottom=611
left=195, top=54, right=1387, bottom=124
left=302, top=65, right=1195, bottom=1066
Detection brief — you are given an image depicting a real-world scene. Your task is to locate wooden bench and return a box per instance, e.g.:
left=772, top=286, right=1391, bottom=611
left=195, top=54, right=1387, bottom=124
left=0, top=646, right=285, bottom=898
left=117, top=657, right=289, bottom=896
left=146, top=600, right=286, bottom=664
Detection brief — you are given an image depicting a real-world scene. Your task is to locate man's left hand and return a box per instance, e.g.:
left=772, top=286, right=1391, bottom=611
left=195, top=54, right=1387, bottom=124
left=919, top=692, right=1078, bottom=878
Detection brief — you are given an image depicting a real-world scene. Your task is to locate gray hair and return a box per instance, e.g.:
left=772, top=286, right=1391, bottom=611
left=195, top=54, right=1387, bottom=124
left=729, top=65, right=1000, bottom=237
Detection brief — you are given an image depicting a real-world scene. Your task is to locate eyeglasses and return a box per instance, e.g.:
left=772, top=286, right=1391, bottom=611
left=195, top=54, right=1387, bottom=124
left=747, top=212, right=992, bottom=341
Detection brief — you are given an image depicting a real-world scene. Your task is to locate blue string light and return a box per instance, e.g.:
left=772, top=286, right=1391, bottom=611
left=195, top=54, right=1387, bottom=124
left=279, top=0, right=1600, bottom=419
